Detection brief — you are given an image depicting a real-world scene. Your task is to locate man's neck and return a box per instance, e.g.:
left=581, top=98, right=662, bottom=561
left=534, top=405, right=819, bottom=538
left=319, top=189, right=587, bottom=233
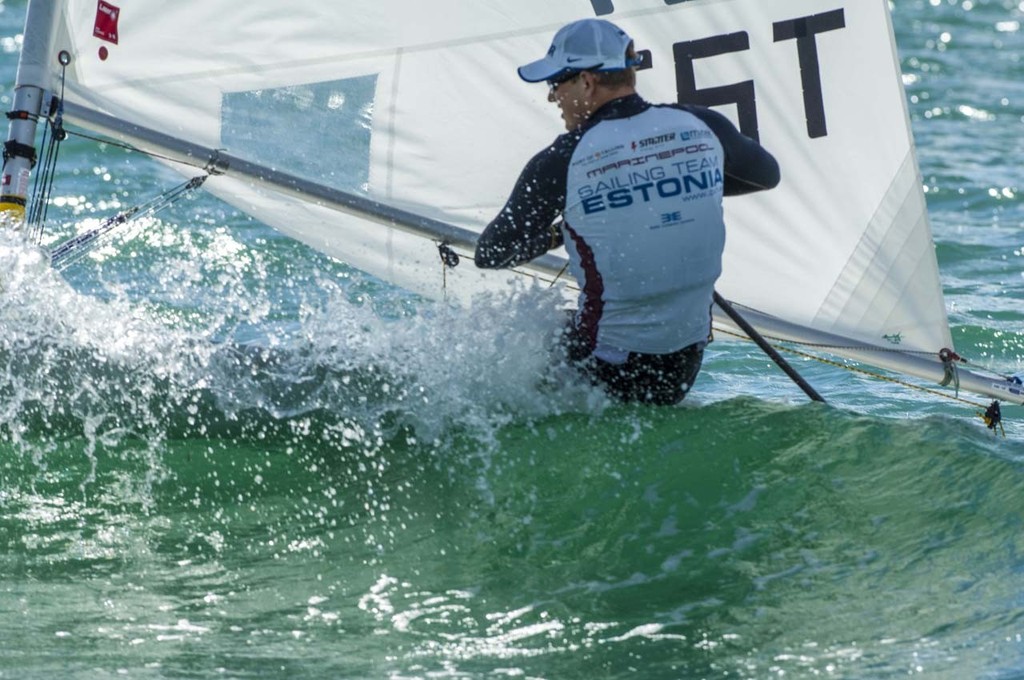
left=590, top=85, right=637, bottom=111
left=578, top=87, right=637, bottom=127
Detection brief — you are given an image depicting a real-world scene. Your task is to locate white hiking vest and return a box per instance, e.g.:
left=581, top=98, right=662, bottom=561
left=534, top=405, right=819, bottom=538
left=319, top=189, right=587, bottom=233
left=561, top=105, right=726, bottom=359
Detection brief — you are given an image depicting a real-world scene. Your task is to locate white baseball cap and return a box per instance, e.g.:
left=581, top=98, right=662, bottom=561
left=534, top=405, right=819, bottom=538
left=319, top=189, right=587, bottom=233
left=518, top=19, right=636, bottom=83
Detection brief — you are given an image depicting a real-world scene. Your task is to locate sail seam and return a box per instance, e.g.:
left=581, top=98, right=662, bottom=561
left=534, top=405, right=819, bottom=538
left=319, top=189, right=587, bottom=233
left=385, top=48, right=402, bottom=203
left=383, top=47, right=404, bottom=281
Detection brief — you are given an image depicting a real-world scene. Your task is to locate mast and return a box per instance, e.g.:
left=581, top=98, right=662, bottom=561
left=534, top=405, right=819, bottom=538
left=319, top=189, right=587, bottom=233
left=0, top=0, right=61, bottom=223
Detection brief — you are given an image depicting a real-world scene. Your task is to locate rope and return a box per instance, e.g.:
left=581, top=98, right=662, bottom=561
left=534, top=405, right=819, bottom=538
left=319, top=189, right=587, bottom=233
left=26, top=60, right=69, bottom=240
left=437, top=242, right=460, bottom=299
left=716, top=326, right=1008, bottom=435
left=547, top=261, right=570, bottom=287
left=62, top=127, right=210, bottom=171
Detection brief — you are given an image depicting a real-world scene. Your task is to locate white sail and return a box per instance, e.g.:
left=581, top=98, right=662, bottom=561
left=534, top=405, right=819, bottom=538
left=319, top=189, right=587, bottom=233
left=8, top=0, right=1024, bottom=404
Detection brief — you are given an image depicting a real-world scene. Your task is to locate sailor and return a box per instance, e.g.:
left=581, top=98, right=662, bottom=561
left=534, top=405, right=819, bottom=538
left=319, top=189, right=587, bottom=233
left=475, top=18, right=780, bottom=405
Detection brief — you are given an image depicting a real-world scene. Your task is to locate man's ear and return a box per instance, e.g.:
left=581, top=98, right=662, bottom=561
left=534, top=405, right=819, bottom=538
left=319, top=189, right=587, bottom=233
left=581, top=71, right=598, bottom=93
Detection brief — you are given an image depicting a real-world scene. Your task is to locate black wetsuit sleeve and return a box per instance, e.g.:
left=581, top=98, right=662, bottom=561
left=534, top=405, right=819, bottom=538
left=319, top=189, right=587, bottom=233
left=684, top=106, right=781, bottom=196
left=474, top=139, right=573, bottom=269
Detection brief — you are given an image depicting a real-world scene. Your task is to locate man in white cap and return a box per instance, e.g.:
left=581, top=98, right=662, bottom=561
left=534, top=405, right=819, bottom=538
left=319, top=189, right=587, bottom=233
left=475, top=18, right=780, bottom=405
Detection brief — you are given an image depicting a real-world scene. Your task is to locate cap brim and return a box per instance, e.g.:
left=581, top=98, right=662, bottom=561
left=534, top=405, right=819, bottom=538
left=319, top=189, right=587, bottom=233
left=518, top=57, right=604, bottom=83
left=517, top=57, right=563, bottom=83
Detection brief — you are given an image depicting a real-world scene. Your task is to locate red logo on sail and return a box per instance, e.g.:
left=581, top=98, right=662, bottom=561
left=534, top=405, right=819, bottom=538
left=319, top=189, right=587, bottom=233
left=93, top=1, right=120, bottom=44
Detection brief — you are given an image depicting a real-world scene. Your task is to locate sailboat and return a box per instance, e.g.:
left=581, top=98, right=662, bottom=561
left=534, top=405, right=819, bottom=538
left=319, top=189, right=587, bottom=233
left=2, top=0, right=1021, bottom=414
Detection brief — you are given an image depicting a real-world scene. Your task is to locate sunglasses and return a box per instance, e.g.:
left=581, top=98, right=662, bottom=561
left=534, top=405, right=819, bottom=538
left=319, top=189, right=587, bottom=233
left=547, top=70, right=582, bottom=92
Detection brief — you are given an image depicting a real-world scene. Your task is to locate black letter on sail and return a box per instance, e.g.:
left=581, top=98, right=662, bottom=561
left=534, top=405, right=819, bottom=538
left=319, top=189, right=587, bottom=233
left=674, top=33, right=759, bottom=141
left=774, top=9, right=846, bottom=139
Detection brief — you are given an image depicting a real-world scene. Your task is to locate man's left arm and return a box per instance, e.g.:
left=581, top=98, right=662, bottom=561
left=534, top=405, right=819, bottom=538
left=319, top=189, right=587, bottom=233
left=686, top=106, right=781, bottom=196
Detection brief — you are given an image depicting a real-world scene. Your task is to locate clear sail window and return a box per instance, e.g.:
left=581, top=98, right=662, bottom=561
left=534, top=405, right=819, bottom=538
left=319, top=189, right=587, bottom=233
left=221, top=75, right=377, bottom=193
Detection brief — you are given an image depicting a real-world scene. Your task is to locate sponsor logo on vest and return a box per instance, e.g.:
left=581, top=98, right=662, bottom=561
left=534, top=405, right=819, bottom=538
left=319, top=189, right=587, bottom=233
left=631, top=133, right=676, bottom=150
left=586, top=143, right=716, bottom=178
left=572, top=144, right=627, bottom=166
left=580, top=169, right=724, bottom=214
left=680, top=128, right=714, bottom=142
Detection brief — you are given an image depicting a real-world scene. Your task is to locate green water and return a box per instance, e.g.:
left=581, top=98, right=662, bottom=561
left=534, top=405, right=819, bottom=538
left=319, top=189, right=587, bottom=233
left=3, top=399, right=1023, bottom=678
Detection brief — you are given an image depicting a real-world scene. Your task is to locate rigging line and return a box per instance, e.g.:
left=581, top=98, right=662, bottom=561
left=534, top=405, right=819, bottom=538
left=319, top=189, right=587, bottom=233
left=26, top=117, right=54, bottom=237
left=715, top=325, right=991, bottom=410
left=30, top=113, right=66, bottom=238
left=27, top=100, right=58, bottom=237
left=436, top=242, right=464, bottom=301
left=763, top=337, right=953, bottom=361
left=547, top=261, right=570, bottom=287
left=727, top=321, right=1010, bottom=384
left=713, top=291, right=826, bottom=403
left=725, top=308, right=948, bottom=360
left=544, top=219, right=570, bottom=287
left=61, top=128, right=211, bottom=171
left=716, top=302, right=1015, bottom=383
left=27, top=60, right=71, bottom=240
